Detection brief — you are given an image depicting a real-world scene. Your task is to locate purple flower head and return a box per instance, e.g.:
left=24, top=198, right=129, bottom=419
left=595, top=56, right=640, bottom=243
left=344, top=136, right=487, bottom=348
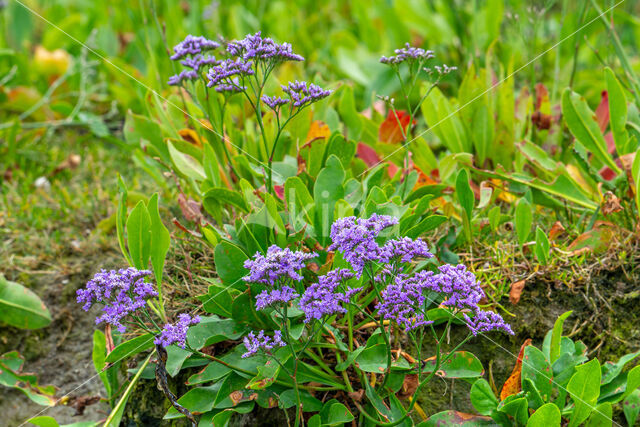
left=242, top=330, right=286, bottom=358
left=168, top=69, right=199, bottom=86
left=180, top=54, right=220, bottom=72
left=206, top=58, right=254, bottom=89
left=215, top=78, right=246, bottom=93
left=328, top=214, right=398, bottom=276
left=255, top=286, right=299, bottom=311
left=281, top=81, right=331, bottom=108
left=298, top=269, right=361, bottom=322
left=379, top=237, right=434, bottom=264
left=463, top=309, right=513, bottom=336
left=380, top=43, right=434, bottom=65
left=154, top=314, right=201, bottom=348
left=243, top=245, right=317, bottom=285
left=227, top=32, right=304, bottom=62
left=262, top=95, right=289, bottom=110
left=170, top=35, right=219, bottom=60
left=76, top=268, right=156, bottom=333
left=376, top=272, right=436, bottom=331
left=429, top=264, right=485, bottom=311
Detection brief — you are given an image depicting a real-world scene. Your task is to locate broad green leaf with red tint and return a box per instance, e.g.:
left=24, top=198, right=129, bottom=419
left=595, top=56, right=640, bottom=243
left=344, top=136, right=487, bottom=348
left=378, top=110, right=414, bottom=144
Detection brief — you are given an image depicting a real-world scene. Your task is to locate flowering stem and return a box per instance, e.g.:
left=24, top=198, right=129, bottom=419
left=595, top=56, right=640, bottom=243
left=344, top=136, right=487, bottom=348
left=364, top=266, right=393, bottom=390
left=282, top=306, right=303, bottom=427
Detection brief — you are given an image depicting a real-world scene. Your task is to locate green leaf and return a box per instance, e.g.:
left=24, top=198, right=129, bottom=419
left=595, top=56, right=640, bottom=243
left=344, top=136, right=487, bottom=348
left=285, top=176, right=315, bottom=232
left=0, top=351, right=57, bottom=406
left=488, top=206, right=501, bottom=231
left=421, top=86, right=470, bottom=153
left=198, top=282, right=239, bottom=318
left=456, top=169, right=474, bottom=221
left=622, top=365, right=640, bottom=401
left=126, top=200, right=152, bottom=270
left=147, top=194, right=170, bottom=291
left=105, top=333, right=154, bottom=364
left=325, top=402, right=354, bottom=425
left=498, top=396, right=529, bottom=425
left=214, top=241, right=249, bottom=288
left=278, top=389, right=323, bottom=412
left=186, top=316, right=247, bottom=350
left=167, top=140, right=206, bottom=181
left=601, top=350, right=640, bottom=385
left=314, top=155, right=345, bottom=243
left=585, top=402, right=612, bottom=427
left=472, top=104, right=494, bottom=165
left=521, top=346, right=553, bottom=403
left=203, top=142, right=221, bottom=186
left=164, top=345, right=192, bottom=378
left=92, top=330, right=111, bottom=396
left=470, top=379, right=498, bottom=416
left=27, top=416, right=99, bottom=427
left=515, top=198, right=533, bottom=247
left=550, top=311, right=573, bottom=363
left=105, top=353, right=153, bottom=426
left=365, top=378, right=392, bottom=421
left=567, top=359, right=601, bottom=427
left=422, top=351, right=484, bottom=379
left=604, top=67, right=630, bottom=155
left=204, top=187, right=250, bottom=213
left=0, top=275, right=51, bottom=329
left=623, top=389, right=640, bottom=426
left=405, top=215, right=447, bottom=239
left=561, top=88, right=620, bottom=174
left=526, top=403, right=561, bottom=426
left=123, top=110, right=168, bottom=161
left=421, top=410, right=495, bottom=426
left=535, top=226, right=550, bottom=265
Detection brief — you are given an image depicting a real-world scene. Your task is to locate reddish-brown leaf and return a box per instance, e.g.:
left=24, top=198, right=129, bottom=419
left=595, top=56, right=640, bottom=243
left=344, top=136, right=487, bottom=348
left=595, top=90, right=610, bottom=133
left=549, top=221, right=566, bottom=241
left=306, top=120, right=331, bottom=143
left=509, top=280, right=526, bottom=305
left=500, top=339, right=532, bottom=400
left=378, top=110, right=414, bottom=144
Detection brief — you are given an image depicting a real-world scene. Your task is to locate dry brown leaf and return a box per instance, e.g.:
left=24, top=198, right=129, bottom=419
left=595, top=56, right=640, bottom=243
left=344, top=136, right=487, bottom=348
left=549, top=221, right=565, bottom=241
left=500, top=339, right=532, bottom=400
left=509, top=280, right=526, bottom=304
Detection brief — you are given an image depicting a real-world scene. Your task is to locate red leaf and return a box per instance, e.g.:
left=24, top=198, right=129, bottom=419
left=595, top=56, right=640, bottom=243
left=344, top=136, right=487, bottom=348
left=378, top=110, right=414, bottom=144
left=356, top=142, right=398, bottom=177
left=274, top=185, right=285, bottom=200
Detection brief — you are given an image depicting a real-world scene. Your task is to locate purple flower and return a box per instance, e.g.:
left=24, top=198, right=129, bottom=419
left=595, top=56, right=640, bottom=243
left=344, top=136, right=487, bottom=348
left=206, top=58, right=254, bottom=89
left=463, top=309, right=514, bottom=336
left=281, top=81, right=331, bottom=108
left=262, top=95, right=289, bottom=110
left=243, top=245, right=317, bottom=285
left=298, top=269, right=361, bottom=322
left=255, top=286, right=299, bottom=310
left=215, top=78, right=246, bottom=93
left=242, top=330, right=286, bottom=358
left=428, top=264, right=485, bottom=311
left=76, top=268, right=156, bottom=333
left=227, top=32, right=304, bottom=62
left=376, top=273, right=436, bottom=331
left=328, top=214, right=398, bottom=276
left=380, top=237, right=434, bottom=263
left=180, top=54, right=220, bottom=72
left=170, top=35, right=219, bottom=60
left=380, top=43, right=434, bottom=65
left=168, top=69, right=199, bottom=86
left=154, top=314, right=201, bottom=348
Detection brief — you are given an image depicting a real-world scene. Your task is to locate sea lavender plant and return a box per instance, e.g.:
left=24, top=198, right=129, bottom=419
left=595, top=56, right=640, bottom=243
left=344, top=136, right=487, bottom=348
left=166, top=31, right=330, bottom=195
left=379, top=43, right=456, bottom=197
left=298, top=269, right=360, bottom=322
left=241, top=330, right=286, bottom=358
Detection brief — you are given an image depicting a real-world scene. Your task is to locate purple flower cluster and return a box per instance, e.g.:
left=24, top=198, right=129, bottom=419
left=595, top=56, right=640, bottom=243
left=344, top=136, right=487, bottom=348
left=154, top=313, right=201, bottom=348
left=227, top=32, right=304, bottom=62
left=180, top=54, right=220, bottom=72
left=381, top=237, right=434, bottom=263
left=281, top=81, right=332, bottom=108
left=255, top=286, right=299, bottom=310
left=76, top=268, right=157, bottom=333
left=428, top=264, right=484, bottom=311
left=261, top=95, right=289, bottom=110
left=328, top=214, right=399, bottom=276
left=168, top=35, right=220, bottom=86
left=207, top=58, right=254, bottom=89
left=298, top=269, right=361, bottom=322
left=243, top=245, right=317, bottom=285
left=168, top=69, right=198, bottom=86
left=376, top=262, right=513, bottom=335
left=463, top=310, right=514, bottom=336
left=170, top=35, right=219, bottom=60
left=377, top=272, right=436, bottom=331
left=380, top=43, right=434, bottom=65
left=242, top=330, right=286, bottom=358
